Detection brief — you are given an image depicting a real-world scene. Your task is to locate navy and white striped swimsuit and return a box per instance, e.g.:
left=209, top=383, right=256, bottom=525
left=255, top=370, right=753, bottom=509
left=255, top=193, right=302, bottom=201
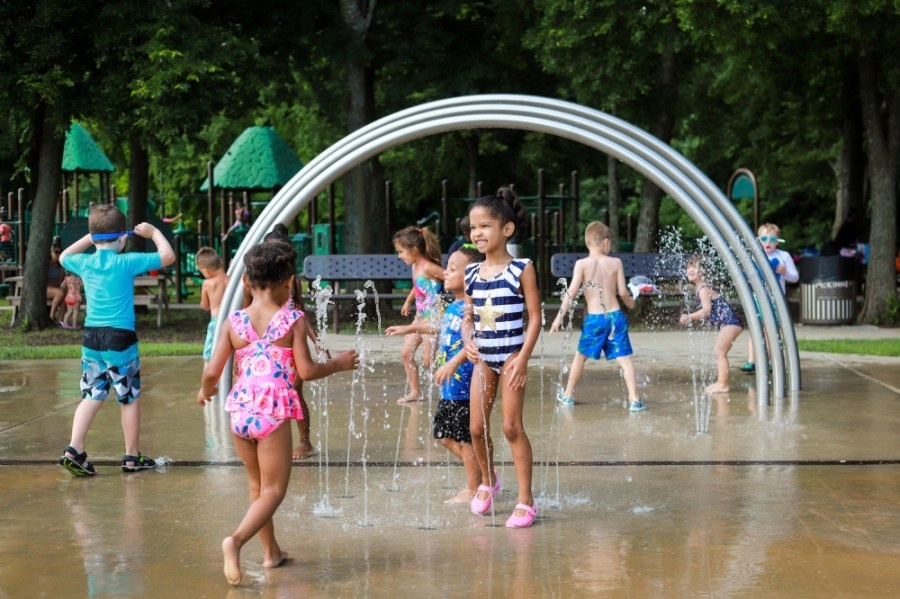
left=464, top=258, right=528, bottom=374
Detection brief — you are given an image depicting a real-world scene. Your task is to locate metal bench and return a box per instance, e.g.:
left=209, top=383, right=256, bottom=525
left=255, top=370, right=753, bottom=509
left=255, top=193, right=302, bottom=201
left=549, top=252, right=689, bottom=314
left=302, top=254, right=415, bottom=332
left=550, top=252, right=689, bottom=281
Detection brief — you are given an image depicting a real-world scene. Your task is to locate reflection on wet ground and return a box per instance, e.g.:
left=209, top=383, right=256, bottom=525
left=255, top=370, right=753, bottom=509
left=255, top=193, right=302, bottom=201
left=1, top=345, right=899, bottom=596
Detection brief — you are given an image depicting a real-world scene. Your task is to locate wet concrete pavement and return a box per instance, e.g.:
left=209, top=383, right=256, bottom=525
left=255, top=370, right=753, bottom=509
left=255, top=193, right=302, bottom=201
left=1, top=326, right=899, bottom=597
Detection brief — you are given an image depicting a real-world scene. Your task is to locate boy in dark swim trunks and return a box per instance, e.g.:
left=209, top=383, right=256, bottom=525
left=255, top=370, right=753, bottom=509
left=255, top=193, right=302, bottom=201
left=549, top=221, right=645, bottom=412
left=57, top=204, right=175, bottom=476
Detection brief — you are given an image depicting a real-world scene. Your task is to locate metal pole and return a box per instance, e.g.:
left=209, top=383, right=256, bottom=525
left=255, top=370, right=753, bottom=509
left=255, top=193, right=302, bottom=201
left=206, top=162, right=215, bottom=245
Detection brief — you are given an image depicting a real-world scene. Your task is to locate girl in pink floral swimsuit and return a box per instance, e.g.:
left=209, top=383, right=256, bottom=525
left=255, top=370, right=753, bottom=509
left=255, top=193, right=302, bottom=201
left=199, top=242, right=359, bottom=586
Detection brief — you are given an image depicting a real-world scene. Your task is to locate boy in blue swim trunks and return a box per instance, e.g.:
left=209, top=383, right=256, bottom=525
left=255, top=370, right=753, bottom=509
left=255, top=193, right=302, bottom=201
left=58, top=204, right=175, bottom=476
left=549, top=221, right=645, bottom=411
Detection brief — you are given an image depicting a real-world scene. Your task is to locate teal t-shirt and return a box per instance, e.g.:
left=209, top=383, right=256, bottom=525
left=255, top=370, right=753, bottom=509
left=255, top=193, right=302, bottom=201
left=61, top=249, right=162, bottom=331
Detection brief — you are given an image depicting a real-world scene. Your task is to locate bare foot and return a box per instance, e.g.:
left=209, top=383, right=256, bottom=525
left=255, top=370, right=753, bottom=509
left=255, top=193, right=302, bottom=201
left=444, top=489, right=477, bottom=504
left=396, top=393, right=423, bottom=405
left=292, top=444, right=316, bottom=460
left=263, top=549, right=290, bottom=569
left=705, top=383, right=730, bottom=394
left=222, top=536, right=242, bottom=586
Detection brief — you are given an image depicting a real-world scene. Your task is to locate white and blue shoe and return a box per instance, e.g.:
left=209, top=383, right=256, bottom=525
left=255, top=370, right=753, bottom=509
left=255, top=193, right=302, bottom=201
left=629, top=399, right=647, bottom=412
left=556, top=389, right=575, bottom=406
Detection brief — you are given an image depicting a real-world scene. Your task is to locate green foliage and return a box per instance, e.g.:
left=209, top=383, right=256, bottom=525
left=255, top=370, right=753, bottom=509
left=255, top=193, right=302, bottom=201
left=873, top=292, right=900, bottom=327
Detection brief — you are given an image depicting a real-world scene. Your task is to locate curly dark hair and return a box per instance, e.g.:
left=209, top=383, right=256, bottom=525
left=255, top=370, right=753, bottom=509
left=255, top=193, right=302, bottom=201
left=470, top=186, right=525, bottom=241
left=456, top=243, right=484, bottom=264
left=243, top=241, right=297, bottom=289
left=263, top=223, right=290, bottom=243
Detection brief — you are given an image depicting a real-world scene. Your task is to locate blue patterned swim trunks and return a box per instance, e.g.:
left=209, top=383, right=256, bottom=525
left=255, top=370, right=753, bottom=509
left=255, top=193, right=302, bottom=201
left=578, top=310, right=633, bottom=360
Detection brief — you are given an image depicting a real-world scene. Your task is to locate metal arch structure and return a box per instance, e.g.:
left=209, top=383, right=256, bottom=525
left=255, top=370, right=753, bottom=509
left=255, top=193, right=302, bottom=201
left=217, top=94, right=800, bottom=407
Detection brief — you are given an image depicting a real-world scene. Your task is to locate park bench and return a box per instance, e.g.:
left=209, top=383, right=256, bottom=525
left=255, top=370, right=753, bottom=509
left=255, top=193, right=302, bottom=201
left=302, top=254, right=416, bottom=332
left=6, top=274, right=169, bottom=328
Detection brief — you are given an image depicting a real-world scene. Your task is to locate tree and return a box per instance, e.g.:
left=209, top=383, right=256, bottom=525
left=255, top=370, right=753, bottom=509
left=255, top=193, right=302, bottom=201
left=832, top=2, right=900, bottom=323
left=0, top=1, right=101, bottom=330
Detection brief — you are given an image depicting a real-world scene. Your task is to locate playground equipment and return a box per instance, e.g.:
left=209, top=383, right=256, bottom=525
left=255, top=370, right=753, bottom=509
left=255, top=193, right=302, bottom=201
left=437, top=169, right=582, bottom=292
left=219, top=94, right=798, bottom=409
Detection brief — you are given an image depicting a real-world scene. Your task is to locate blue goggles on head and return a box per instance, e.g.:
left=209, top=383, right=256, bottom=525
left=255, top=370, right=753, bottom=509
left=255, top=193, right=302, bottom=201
left=758, top=235, right=783, bottom=243
left=91, top=230, right=134, bottom=241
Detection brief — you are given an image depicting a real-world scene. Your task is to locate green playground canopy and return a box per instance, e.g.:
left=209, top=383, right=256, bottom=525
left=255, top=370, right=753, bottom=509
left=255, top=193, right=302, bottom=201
left=200, top=126, right=303, bottom=192
left=62, top=122, right=115, bottom=173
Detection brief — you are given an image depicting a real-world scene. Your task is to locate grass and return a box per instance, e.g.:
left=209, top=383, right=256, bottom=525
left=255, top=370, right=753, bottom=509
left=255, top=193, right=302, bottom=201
left=0, top=304, right=207, bottom=360
left=797, top=338, right=900, bottom=357
left=2, top=298, right=897, bottom=359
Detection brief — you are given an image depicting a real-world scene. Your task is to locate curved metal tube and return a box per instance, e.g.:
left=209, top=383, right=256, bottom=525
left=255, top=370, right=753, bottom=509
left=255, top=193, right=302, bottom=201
left=216, top=95, right=798, bottom=407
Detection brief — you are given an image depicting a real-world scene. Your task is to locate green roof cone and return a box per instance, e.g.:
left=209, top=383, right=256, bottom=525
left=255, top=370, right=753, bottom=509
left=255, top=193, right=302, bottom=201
left=62, top=123, right=115, bottom=172
left=200, top=126, right=303, bottom=191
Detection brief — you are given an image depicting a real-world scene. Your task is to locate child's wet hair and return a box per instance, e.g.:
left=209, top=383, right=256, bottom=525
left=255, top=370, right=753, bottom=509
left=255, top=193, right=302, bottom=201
left=243, top=241, right=297, bottom=289
left=470, top=186, right=525, bottom=240
left=393, top=225, right=442, bottom=265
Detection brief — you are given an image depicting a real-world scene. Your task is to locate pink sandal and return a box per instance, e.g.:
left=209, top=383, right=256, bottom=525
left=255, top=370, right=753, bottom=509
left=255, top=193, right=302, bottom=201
left=469, top=472, right=502, bottom=515
left=505, top=503, right=538, bottom=528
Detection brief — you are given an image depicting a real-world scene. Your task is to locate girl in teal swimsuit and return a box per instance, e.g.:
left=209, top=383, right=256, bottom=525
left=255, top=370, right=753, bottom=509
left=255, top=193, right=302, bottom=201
left=394, top=226, right=444, bottom=404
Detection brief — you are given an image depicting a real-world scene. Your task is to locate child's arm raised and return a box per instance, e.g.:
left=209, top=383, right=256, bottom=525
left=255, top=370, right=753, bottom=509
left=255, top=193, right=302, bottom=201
left=292, top=316, right=359, bottom=380
left=133, top=222, right=175, bottom=267
left=60, top=234, right=94, bottom=260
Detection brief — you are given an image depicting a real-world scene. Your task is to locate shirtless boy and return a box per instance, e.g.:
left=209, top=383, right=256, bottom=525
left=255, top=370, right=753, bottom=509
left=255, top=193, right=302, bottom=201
left=549, top=221, right=645, bottom=411
left=196, top=247, right=230, bottom=366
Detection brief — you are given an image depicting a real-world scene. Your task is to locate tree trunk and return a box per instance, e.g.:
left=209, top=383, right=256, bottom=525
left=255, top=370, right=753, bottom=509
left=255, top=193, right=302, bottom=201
left=340, top=0, right=384, bottom=254
left=634, top=24, right=678, bottom=252
left=607, top=155, right=621, bottom=252
left=16, top=105, right=65, bottom=330
left=833, top=59, right=865, bottom=239
left=856, top=53, right=898, bottom=324
left=125, top=135, right=150, bottom=253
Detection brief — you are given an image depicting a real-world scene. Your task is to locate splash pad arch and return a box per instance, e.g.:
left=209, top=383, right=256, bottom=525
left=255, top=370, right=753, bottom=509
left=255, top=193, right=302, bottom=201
left=220, top=95, right=799, bottom=406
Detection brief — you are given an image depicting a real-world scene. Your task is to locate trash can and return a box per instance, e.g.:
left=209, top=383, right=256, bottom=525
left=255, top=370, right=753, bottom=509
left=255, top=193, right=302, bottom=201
left=799, top=256, right=857, bottom=324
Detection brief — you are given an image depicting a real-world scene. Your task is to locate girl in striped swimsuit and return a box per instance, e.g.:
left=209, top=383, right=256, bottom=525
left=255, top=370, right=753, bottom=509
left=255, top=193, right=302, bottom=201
left=462, top=187, right=542, bottom=528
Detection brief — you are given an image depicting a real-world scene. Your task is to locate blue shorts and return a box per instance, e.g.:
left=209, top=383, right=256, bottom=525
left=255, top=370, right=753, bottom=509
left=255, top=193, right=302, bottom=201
left=578, top=311, right=633, bottom=361
left=203, top=317, right=216, bottom=360
left=80, top=327, right=141, bottom=404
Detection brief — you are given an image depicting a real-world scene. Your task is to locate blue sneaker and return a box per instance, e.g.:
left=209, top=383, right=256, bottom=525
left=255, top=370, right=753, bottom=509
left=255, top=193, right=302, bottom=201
left=556, top=389, right=575, bottom=406
left=629, top=399, right=647, bottom=412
